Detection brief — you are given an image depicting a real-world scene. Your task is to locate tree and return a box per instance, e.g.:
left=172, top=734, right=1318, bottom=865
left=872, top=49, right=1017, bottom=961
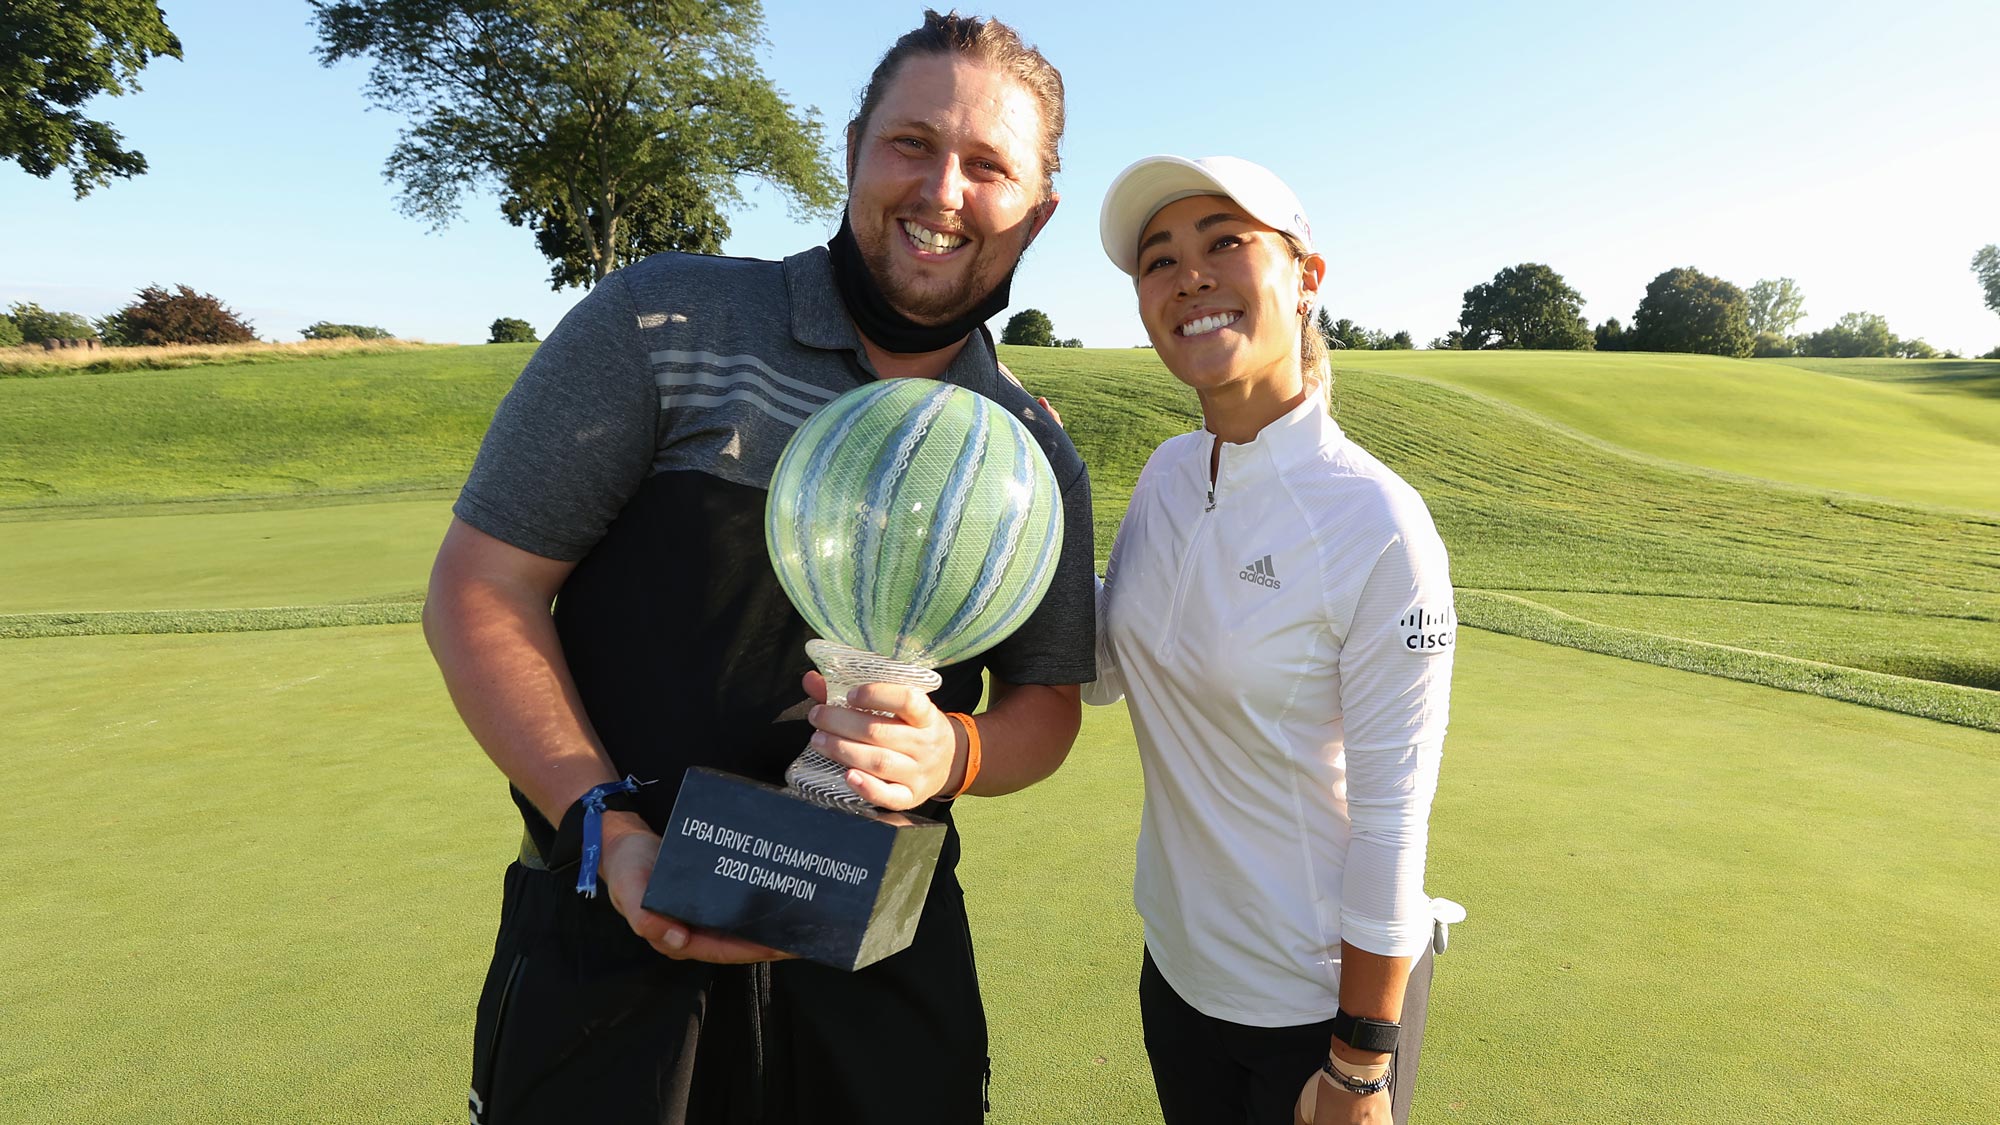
left=303, top=322, right=394, bottom=340
left=0, top=1, right=182, bottom=197
left=1796, top=312, right=1896, bottom=358
left=1745, top=278, right=1806, bottom=336
left=489, top=317, right=539, bottom=344
left=1750, top=332, right=1795, bottom=358
left=1974, top=245, right=2000, bottom=318
left=104, top=285, right=255, bottom=345
left=8, top=301, right=97, bottom=343
left=1316, top=308, right=1339, bottom=350
left=502, top=178, right=729, bottom=291
left=1457, top=263, right=1592, bottom=350
left=1594, top=317, right=1627, bottom=352
left=1329, top=318, right=1373, bottom=351
left=1894, top=337, right=1936, bottom=360
left=1057, top=338, right=1082, bottom=348
left=1384, top=331, right=1414, bottom=350
left=1001, top=308, right=1055, bottom=347
left=1629, top=267, right=1752, bottom=357
left=310, top=0, right=841, bottom=288
left=0, top=313, right=21, bottom=348
left=94, top=312, right=132, bottom=346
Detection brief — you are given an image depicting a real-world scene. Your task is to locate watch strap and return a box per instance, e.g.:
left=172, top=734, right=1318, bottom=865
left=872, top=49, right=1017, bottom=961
left=1331, top=1007, right=1401, bottom=1053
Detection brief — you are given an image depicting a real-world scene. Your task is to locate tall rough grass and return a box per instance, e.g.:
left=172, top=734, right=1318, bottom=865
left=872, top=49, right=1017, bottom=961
left=0, top=337, right=447, bottom=378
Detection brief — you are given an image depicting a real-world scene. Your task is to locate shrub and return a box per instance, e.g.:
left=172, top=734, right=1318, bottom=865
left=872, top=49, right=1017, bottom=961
left=302, top=321, right=393, bottom=340
left=1751, top=331, right=1795, bottom=358
left=8, top=301, right=98, bottom=343
left=1981, top=346, right=2000, bottom=360
left=1797, top=312, right=1895, bottom=359
left=0, top=313, right=21, bottom=348
left=489, top=317, right=539, bottom=344
left=109, top=285, right=256, bottom=345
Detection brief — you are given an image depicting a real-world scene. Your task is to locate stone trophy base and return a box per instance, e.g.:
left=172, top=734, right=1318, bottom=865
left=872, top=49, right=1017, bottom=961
left=643, top=641, right=949, bottom=971
left=644, top=768, right=946, bottom=970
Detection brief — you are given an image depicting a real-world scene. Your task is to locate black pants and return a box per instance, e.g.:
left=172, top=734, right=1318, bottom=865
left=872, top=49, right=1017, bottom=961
left=468, top=862, right=990, bottom=1125
left=1139, top=946, right=1434, bottom=1125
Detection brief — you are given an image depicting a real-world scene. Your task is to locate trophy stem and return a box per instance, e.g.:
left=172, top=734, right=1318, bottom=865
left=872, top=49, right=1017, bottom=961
left=788, top=640, right=944, bottom=810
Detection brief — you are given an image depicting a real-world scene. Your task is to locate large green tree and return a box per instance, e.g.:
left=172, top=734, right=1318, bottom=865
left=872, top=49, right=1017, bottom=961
left=1796, top=312, right=1897, bottom=359
left=1456, top=263, right=1592, bottom=350
left=0, top=0, right=182, bottom=196
left=1974, top=245, right=2000, bottom=318
left=309, top=0, right=841, bottom=288
left=1001, top=308, right=1055, bottom=347
left=1745, top=277, right=1806, bottom=336
left=1629, top=267, right=1753, bottom=357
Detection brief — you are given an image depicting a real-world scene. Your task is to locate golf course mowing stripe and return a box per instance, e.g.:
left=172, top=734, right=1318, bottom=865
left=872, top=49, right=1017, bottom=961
left=0, top=603, right=425, bottom=639
left=1459, top=590, right=2000, bottom=733
left=1333, top=351, right=2000, bottom=514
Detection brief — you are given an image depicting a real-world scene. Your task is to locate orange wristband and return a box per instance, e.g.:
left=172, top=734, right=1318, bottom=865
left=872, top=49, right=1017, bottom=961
left=944, top=712, right=981, bottom=799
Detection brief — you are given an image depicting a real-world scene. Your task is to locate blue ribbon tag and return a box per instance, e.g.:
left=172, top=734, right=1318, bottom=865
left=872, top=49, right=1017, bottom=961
left=575, top=775, right=648, bottom=899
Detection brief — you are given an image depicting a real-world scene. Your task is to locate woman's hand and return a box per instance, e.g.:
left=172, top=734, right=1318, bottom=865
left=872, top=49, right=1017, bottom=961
left=1295, top=1071, right=1393, bottom=1125
left=802, top=670, right=963, bottom=808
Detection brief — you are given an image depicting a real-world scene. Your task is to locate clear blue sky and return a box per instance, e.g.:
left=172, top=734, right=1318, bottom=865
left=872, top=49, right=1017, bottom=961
left=5, top=0, right=1997, bottom=353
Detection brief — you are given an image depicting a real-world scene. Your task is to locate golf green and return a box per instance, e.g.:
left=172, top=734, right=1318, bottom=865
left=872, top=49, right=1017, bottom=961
left=5, top=625, right=1993, bottom=1123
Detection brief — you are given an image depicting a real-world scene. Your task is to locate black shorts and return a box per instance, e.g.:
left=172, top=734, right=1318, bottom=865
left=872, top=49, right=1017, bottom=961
left=468, top=860, right=990, bottom=1124
left=1138, top=946, right=1434, bottom=1125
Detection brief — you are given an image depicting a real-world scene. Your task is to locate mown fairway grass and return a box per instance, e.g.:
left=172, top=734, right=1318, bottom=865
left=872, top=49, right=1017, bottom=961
left=6, top=346, right=1995, bottom=719
left=4, top=628, right=1993, bottom=1124
left=0, top=345, right=531, bottom=508
left=1334, top=350, right=2000, bottom=514
left=3, top=344, right=1997, bottom=1122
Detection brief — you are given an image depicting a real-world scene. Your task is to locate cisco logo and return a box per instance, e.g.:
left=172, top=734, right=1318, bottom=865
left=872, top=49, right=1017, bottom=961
left=1399, top=605, right=1456, bottom=654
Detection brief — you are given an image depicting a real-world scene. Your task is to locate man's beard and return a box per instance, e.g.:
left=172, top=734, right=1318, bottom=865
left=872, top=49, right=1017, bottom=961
left=855, top=219, right=1018, bottom=326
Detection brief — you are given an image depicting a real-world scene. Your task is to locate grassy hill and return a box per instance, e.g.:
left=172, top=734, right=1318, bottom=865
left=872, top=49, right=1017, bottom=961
left=1329, top=350, right=2000, bottom=513
left=4, top=342, right=1996, bottom=1123
left=0, top=344, right=532, bottom=509
left=3, top=343, right=1994, bottom=727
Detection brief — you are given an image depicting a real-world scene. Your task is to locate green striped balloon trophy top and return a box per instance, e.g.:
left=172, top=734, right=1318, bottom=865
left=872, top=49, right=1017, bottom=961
left=765, top=378, right=1064, bottom=669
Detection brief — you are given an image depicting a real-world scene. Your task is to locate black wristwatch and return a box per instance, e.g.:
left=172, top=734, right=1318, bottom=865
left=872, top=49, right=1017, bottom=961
left=1331, top=1008, right=1401, bottom=1053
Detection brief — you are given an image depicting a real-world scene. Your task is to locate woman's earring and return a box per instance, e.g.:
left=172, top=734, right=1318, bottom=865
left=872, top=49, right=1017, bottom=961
left=1297, top=299, right=1311, bottom=316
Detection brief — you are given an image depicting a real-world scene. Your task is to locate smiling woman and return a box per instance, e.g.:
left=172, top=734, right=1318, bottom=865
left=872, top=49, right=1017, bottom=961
left=1087, top=155, right=1458, bottom=1125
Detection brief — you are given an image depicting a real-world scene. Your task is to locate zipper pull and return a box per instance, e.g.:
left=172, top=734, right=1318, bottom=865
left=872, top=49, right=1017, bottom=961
left=1206, top=433, right=1220, bottom=512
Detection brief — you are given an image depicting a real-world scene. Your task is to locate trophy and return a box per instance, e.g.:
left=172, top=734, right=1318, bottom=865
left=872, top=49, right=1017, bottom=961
left=644, top=378, right=1063, bottom=969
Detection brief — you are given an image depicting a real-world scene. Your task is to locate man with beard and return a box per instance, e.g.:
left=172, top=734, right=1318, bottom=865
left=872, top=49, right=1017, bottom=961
left=422, top=10, right=1092, bottom=1125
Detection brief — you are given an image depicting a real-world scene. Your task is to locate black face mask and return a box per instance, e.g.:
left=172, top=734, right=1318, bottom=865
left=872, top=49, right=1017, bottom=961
left=827, top=214, right=1016, bottom=355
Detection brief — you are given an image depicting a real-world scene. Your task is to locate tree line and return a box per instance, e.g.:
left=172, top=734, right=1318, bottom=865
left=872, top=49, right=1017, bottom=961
left=1442, top=255, right=2000, bottom=359
left=1, top=287, right=540, bottom=349
left=9, top=7, right=1997, bottom=359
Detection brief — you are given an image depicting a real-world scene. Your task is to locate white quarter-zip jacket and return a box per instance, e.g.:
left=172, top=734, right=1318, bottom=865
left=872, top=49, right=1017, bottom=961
left=1086, top=390, right=1454, bottom=1027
